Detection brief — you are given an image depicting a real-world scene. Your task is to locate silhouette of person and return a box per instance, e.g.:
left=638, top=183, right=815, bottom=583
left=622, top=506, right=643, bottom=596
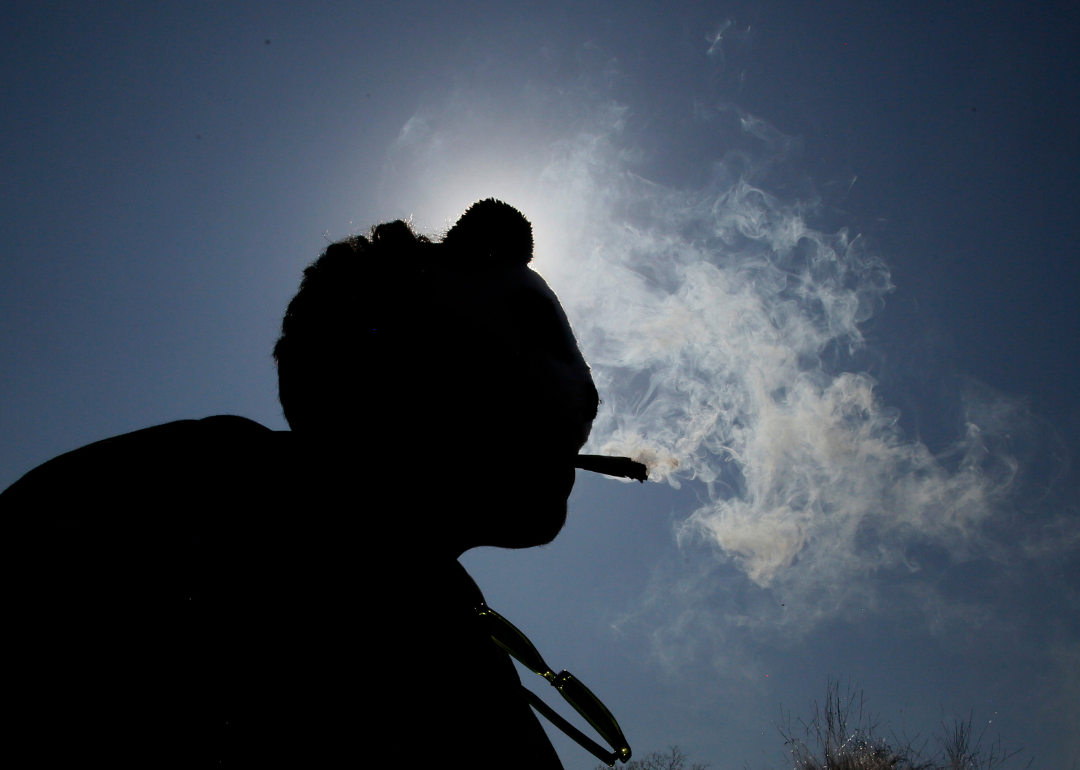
left=3, top=199, right=599, bottom=767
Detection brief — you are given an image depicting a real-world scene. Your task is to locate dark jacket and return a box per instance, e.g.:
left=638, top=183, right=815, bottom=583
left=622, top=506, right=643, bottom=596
left=3, top=416, right=562, bottom=768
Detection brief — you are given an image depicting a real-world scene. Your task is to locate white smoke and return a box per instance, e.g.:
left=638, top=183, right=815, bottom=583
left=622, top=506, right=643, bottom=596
left=380, top=84, right=1049, bottom=633
left=527, top=103, right=1024, bottom=619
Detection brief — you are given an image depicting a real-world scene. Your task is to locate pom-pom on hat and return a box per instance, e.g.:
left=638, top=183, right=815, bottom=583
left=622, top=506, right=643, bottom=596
left=442, top=198, right=534, bottom=266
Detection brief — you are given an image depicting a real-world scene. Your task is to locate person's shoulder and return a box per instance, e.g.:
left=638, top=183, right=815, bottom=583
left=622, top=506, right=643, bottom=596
left=0, top=415, right=281, bottom=508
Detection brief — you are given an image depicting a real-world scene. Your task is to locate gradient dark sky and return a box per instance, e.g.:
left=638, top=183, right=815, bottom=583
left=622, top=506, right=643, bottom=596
left=2, top=2, right=1077, bottom=767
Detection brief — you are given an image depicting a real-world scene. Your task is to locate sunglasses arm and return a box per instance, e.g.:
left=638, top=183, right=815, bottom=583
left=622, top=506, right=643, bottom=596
left=519, top=686, right=620, bottom=767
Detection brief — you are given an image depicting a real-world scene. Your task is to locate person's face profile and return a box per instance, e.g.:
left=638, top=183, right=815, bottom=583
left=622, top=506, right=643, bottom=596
left=436, top=267, right=598, bottom=552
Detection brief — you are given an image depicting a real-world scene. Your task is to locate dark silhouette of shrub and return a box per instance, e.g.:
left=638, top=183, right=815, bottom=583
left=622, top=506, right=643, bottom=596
left=772, top=679, right=1030, bottom=770
left=933, top=714, right=1030, bottom=770
left=612, top=679, right=1034, bottom=770
left=594, top=745, right=709, bottom=770
left=777, top=679, right=932, bottom=770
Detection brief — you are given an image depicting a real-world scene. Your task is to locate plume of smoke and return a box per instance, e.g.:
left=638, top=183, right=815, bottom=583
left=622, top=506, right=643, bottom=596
left=533, top=105, right=1015, bottom=599
left=381, top=86, right=1064, bottom=634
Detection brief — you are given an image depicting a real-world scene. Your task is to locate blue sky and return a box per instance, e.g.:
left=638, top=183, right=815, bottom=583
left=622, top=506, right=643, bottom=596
left=2, top=2, right=1077, bottom=767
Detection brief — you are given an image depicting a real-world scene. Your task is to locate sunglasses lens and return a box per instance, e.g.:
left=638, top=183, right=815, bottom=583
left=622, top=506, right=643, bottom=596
left=479, top=607, right=553, bottom=679
left=554, top=672, right=631, bottom=761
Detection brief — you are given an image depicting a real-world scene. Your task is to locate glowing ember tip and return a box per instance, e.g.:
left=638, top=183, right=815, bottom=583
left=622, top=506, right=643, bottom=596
left=574, top=455, right=648, bottom=483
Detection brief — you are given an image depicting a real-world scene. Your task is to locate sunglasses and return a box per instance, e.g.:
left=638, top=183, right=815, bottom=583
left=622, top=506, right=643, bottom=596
left=476, top=603, right=632, bottom=766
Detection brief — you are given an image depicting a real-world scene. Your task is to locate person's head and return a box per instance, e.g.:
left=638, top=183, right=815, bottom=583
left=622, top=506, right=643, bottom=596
left=273, top=199, right=599, bottom=554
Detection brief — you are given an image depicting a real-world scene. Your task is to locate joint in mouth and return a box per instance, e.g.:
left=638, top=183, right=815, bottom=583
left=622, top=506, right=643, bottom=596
left=573, top=455, right=648, bottom=483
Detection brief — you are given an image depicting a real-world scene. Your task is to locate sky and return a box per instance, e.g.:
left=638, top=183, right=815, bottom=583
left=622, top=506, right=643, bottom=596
left=2, top=2, right=1078, bottom=767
